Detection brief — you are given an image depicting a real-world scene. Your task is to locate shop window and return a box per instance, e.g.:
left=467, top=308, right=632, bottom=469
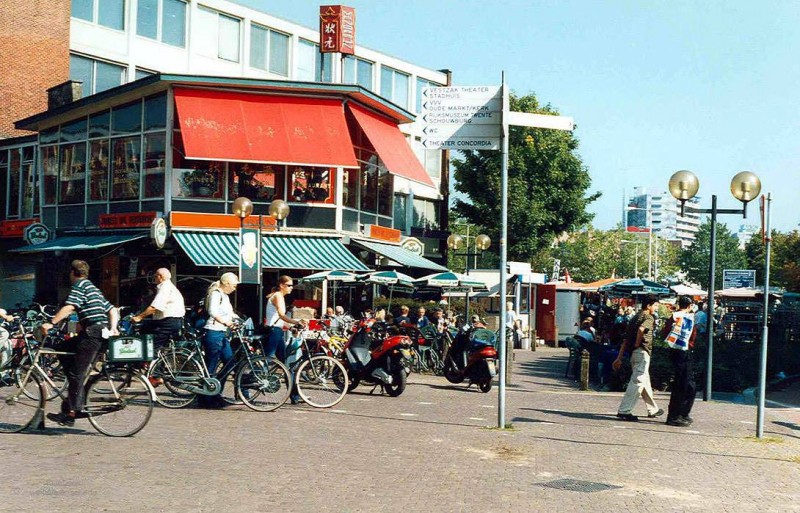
left=290, top=167, right=334, bottom=203
left=343, top=56, right=374, bottom=89
left=88, top=110, right=110, bottom=138
left=41, top=146, right=59, bottom=206
left=7, top=151, right=20, bottom=217
left=40, top=127, right=59, bottom=145
left=393, top=194, right=407, bottom=231
left=196, top=7, right=241, bottom=63
left=229, top=163, right=284, bottom=202
left=59, top=143, right=87, bottom=205
left=377, top=167, right=393, bottom=217
left=137, top=0, right=186, bottom=47
left=360, top=164, right=377, bottom=213
left=112, top=101, right=143, bottom=135
left=60, top=118, right=87, bottom=143
left=342, top=168, right=358, bottom=209
left=111, top=136, right=141, bottom=200
left=380, top=66, right=410, bottom=109
left=143, top=93, right=167, bottom=131
left=71, top=0, right=124, bottom=31
left=412, top=197, right=441, bottom=230
left=172, top=161, right=224, bottom=199
left=143, top=133, right=166, bottom=198
left=250, top=24, right=289, bottom=76
left=88, top=140, right=109, bottom=201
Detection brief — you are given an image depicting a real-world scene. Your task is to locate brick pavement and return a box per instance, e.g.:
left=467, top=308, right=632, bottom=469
left=2, top=348, right=799, bottom=513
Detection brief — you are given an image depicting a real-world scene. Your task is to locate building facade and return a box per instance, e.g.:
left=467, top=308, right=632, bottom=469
left=625, top=187, right=701, bottom=248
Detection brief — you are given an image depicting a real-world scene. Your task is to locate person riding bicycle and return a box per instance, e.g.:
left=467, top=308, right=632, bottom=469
left=42, top=260, right=119, bottom=427
left=132, top=268, right=186, bottom=350
left=265, top=275, right=306, bottom=404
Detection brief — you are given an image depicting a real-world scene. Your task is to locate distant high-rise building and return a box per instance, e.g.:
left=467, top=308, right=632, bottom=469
left=733, top=224, right=759, bottom=249
left=625, top=187, right=701, bottom=247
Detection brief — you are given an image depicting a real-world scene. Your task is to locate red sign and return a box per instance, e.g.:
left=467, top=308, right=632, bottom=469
left=319, top=5, right=356, bottom=55
left=99, top=212, right=157, bottom=229
left=625, top=226, right=650, bottom=233
left=170, top=212, right=276, bottom=231
left=0, top=218, right=40, bottom=238
left=365, top=224, right=402, bottom=243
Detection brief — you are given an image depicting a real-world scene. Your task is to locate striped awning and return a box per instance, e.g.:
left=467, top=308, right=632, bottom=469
left=173, top=232, right=369, bottom=271
left=353, top=239, right=447, bottom=271
left=11, top=233, right=148, bottom=253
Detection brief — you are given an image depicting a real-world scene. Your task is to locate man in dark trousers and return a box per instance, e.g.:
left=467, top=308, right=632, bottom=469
left=661, top=295, right=697, bottom=427
left=41, top=260, right=118, bottom=427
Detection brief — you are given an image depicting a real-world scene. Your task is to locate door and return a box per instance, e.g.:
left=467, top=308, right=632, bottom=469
left=535, top=284, right=557, bottom=345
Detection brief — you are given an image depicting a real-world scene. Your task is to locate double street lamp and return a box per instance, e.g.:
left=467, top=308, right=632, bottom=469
left=667, top=170, right=761, bottom=401
left=447, top=232, right=491, bottom=321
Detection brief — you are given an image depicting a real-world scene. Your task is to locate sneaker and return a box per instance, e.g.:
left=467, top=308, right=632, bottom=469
left=290, top=395, right=304, bottom=405
left=46, top=411, right=75, bottom=427
left=666, top=417, right=690, bottom=427
left=616, top=413, right=638, bottom=422
left=647, top=408, right=665, bottom=418
left=679, top=415, right=693, bottom=425
left=148, top=376, right=164, bottom=388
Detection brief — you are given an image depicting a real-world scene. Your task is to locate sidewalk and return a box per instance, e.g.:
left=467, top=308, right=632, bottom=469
left=1, top=346, right=799, bottom=512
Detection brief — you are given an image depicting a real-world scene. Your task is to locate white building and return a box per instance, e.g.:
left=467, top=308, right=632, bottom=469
left=626, top=187, right=701, bottom=248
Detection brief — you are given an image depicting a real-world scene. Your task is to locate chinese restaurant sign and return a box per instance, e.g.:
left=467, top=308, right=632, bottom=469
left=365, top=224, right=401, bottom=243
left=99, top=212, right=158, bottom=229
left=319, top=5, right=355, bottom=54
left=0, top=218, right=40, bottom=238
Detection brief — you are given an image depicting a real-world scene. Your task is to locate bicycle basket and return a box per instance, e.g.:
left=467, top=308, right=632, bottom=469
left=107, top=335, right=155, bottom=362
left=469, top=328, right=496, bottom=348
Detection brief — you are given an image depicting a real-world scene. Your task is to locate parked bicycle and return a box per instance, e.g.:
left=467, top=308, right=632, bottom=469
left=284, top=327, right=348, bottom=408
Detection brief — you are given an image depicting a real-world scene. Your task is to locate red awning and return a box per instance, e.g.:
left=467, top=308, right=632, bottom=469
left=347, top=103, right=434, bottom=187
left=174, top=87, right=358, bottom=168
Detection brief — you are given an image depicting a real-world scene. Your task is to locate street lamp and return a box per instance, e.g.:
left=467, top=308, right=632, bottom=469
left=447, top=232, right=491, bottom=321
left=668, top=169, right=761, bottom=401
left=268, top=199, right=290, bottom=230
left=620, top=239, right=646, bottom=278
left=232, top=196, right=258, bottom=320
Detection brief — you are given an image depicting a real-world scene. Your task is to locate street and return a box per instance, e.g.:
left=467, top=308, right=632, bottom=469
left=2, top=348, right=799, bottom=513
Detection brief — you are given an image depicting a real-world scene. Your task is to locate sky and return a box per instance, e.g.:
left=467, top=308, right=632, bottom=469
left=238, top=0, right=800, bottom=232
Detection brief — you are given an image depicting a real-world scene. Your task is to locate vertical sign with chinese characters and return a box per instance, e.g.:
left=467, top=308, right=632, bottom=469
left=319, top=5, right=356, bottom=54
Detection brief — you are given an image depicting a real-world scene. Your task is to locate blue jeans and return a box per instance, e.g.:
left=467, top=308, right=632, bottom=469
left=263, top=327, right=286, bottom=361
left=203, top=329, right=233, bottom=388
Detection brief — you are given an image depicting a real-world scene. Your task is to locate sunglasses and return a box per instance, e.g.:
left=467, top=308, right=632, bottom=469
left=283, top=283, right=294, bottom=287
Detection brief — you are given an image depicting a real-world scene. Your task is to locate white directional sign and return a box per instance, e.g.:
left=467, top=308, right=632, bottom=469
left=421, top=86, right=502, bottom=150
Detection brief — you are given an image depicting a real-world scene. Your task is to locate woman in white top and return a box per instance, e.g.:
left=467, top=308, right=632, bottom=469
left=264, top=275, right=306, bottom=362
left=200, top=272, right=239, bottom=408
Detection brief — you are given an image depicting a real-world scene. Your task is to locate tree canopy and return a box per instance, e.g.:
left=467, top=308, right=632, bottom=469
left=679, top=219, right=746, bottom=290
left=745, top=229, right=800, bottom=292
left=451, top=93, right=600, bottom=262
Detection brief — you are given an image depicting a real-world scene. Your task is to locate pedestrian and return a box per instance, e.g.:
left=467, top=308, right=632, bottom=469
left=506, top=301, right=521, bottom=345
left=612, top=294, right=663, bottom=422
left=434, top=308, right=448, bottom=333
left=694, top=302, right=708, bottom=338
left=132, top=268, right=185, bottom=351
left=661, top=295, right=697, bottom=426
left=265, top=275, right=307, bottom=404
left=199, top=272, right=240, bottom=408
left=0, top=307, right=15, bottom=369
left=42, top=260, right=119, bottom=426
left=394, top=305, right=411, bottom=326
left=416, top=306, right=430, bottom=328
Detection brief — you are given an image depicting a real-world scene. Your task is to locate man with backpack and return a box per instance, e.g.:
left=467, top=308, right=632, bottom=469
left=660, top=295, right=697, bottom=427
left=612, top=294, right=663, bottom=422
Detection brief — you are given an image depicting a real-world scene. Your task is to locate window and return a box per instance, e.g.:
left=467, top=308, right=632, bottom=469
left=393, top=194, right=407, bottom=231
left=143, top=93, right=167, bottom=131
left=42, top=146, right=59, bottom=206
left=360, top=162, right=378, bottom=213
left=135, top=68, right=155, bottom=81
left=412, top=197, right=441, bottom=230
left=172, top=161, right=225, bottom=199
left=59, top=143, right=87, bottom=204
left=88, top=140, right=109, bottom=201
left=112, top=101, right=143, bottom=135
left=137, top=0, right=186, bottom=47
left=289, top=167, right=333, bottom=203
left=250, top=24, right=290, bottom=76
left=71, top=0, right=124, bottom=30
left=416, top=78, right=439, bottom=113
left=196, top=7, right=241, bottom=62
left=142, top=134, right=166, bottom=198
left=295, top=40, right=333, bottom=82
left=342, top=168, right=358, bottom=209
left=70, top=54, right=126, bottom=97
left=377, top=168, right=393, bottom=217
left=229, top=163, right=284, bottom=201
left=380, top=66, right=409, bottom=108
left=343, top=56, right=373, bottom=89
left=111, top=136, right=141, bottom=200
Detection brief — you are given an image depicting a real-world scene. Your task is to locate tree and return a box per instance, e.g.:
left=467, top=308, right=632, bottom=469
left=451, top=93, right=600, bottom=262
left=745, top=229, right=800, bottom=292
left=679, top=219, right=746, bottom=290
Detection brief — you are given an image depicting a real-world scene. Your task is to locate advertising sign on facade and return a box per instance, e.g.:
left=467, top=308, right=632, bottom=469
left=239, top=227, right=261, bottom=285
left=319, top=5, right=356, bottom=54
left=99, top=211, right=157, bottom=229
left=723, top=269, right=756, bottom=289
left=23, top=223, right=51, bottom=246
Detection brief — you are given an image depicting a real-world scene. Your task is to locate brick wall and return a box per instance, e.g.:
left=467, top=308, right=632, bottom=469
left=0, top=0, right=71, bottom=138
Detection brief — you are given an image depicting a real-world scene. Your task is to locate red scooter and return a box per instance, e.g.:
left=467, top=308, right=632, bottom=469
left=342, top=319, right=413, bottom=396
left=443, top=323, right=498, bottom=393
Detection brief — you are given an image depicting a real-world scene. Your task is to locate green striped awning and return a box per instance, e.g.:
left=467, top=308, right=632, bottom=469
left=353, top=239, right=448, bottom=271
left=173, top=232, right=369, bottom=271
left=11, top=233, right=148, bottom=253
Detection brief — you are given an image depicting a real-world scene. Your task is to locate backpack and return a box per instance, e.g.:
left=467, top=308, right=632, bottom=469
left=665, top=312, right=694, bottom=351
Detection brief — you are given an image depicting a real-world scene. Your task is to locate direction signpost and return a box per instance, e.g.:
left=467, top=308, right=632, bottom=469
left=422, top=78, right=575, bottom=428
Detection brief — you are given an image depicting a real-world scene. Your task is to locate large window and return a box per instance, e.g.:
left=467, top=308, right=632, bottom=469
left=42, top=146, right=59, bottom=206
left=172, top=161, right=225, bottom=199
left=289, top=167, right=334, bottom=203
left=88, top=140, right=109, bottom=201
left=111, top=137, right=140, bottom=200
left=296, top=40, right=332, bottom=82
left=377, top=168, right=393, bottom=217
left=70, top=54, right=126, bottom=98
left=59, top=143, right=87, bottom=204
left=343, top=56, right=374, bottom=89
left=196, top=7, right=241, bottom=62
left=416, top=78, right=439, bottom=113
left=393, top=194, right=407, bottom=231
left=142, top=134, right=166, bottom=198
left=250, top=24, right=289, bottom=76
left=380, top=67, right=409, bottom=109
left=229, top=163, right=284, bottom=201
left=342, top=168, right=358, bottom=209
left=71, top=0, right=125, bottom=30
left=137, top=0, right=186, bottom=47
left=412, top=197, right=441, bottom=230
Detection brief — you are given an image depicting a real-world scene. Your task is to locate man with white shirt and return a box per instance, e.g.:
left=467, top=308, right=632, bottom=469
left=133, top=268, right=186, bottom=350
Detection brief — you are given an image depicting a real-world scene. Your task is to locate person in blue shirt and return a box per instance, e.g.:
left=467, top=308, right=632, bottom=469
left=416, top=307, right=430, bottom=328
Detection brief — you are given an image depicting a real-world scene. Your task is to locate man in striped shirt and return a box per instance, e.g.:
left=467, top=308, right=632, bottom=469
left=42, top=260, right=119, bottom=427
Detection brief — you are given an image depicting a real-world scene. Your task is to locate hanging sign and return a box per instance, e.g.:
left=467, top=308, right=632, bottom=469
left=319, top=5, right=356, bottom=54
left=23, top=223, right=51, bottom=246
left=239, top=227, right=262, bottom=285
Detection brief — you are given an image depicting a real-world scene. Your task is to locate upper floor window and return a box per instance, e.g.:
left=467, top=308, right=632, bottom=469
left=136, top=0, right=186, bottom=47
left=380, top=66, right=409, bottom=109
left=416, top=78, right=439, bottom=113
left=71, top=0, right=125, bottom=31
left=250, top=24, right=289, bottom=76
left=296, top=40, right=332, bottom=82
left=343, top=56, right=374, bottom=90
left=70, top=54, right=127, bottom=98
left=196, top=7, right=240, bottom=63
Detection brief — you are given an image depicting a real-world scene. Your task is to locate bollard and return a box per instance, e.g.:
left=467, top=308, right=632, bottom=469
left=580, top=349, right=590, bottom=391
left=505, top=335, right=514, bottom=386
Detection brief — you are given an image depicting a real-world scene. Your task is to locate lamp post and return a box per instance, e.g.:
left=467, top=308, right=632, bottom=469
left=232, top=196, right=256, bottom=320
left=625, top=206, right=655, bottom=278
left=268, top=199, right=290, bottom=230
left=620, top=239, right=646, bottom=278
left=447, top=232, right=491, bottom=321
left=668, top=170, right=761, bottom=401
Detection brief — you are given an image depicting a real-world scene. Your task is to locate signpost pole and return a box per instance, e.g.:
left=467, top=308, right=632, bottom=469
left=756, top=193, right=772, bottom=438
left=498, top=72, right=509, bottom=429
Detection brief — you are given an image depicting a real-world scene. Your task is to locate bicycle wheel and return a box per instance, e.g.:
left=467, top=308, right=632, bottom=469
left=86, top=370, right=153, bottom=437
left=218, top=361, right=243, bottom=406
left=295, top=356, right=348, bottom=408
left=15, top=353, right=67, bottom=401
left=0, top=370, right=44, bottom=433
left=148, top=350, right=202, bottom=409
left=236, top=357, right=290, bottom=412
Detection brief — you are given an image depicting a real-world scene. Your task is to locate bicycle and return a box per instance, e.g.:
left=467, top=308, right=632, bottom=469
left=147, top=322, right=291, bottom=412
left=284, top=327, right=348, bottom=408
left=0, top=327, right=155, bottom=437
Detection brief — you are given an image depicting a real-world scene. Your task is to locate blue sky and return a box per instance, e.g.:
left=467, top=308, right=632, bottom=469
left=239, top=0, right=800, bottom=232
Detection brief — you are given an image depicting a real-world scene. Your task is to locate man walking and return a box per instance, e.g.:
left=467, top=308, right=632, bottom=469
left=132, top=268, right=185, bottom=350
left=661, top=295, right=697, bottom=427
left=613, top=294, right=663, bottom=421
left=42, top=260, right=118, bottom=427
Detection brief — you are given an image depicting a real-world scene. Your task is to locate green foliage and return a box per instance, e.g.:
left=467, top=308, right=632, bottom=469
left=451, top=92, right=600, bottom=262
left=679, top=219, right=746, bottom=290
left=745, top=229, right=800, bottom=292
